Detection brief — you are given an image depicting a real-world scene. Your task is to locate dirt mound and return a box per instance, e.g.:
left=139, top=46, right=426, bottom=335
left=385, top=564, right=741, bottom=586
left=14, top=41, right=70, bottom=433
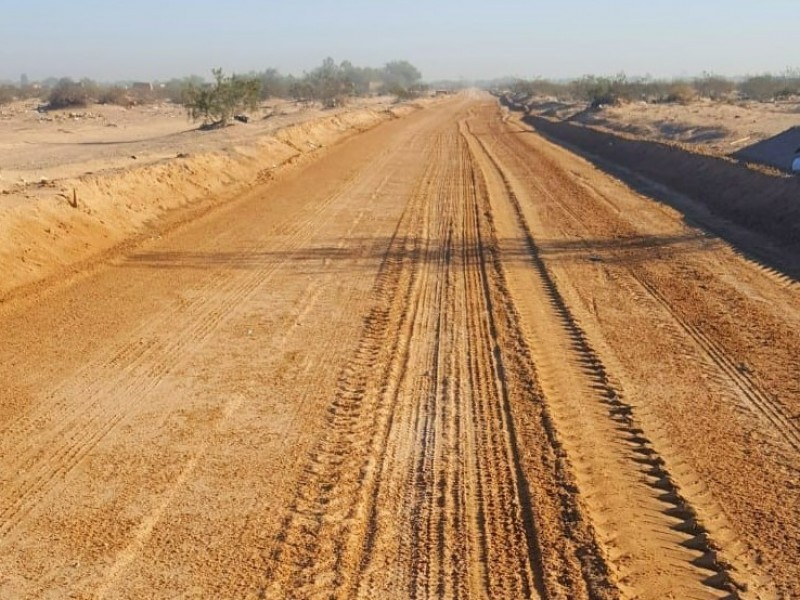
left=0, top=105, right=423, bottom=300
left=513, top=109, right=800, bottom=249
left=733, top=126, right=800, bottom=171
left=523, top=96, right=800, bottom=159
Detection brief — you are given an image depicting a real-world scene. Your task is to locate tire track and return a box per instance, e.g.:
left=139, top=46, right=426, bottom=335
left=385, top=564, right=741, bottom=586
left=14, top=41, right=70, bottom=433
left=260, top=130, right=438, bottom=598
left=458, top=136, right=543, bottom=599
left=634, top=277, right=800, bottom=453
left=263, top=122, right=560, bottom=599
left=82, top=115, right=450, bottom=598
left=484, top=111, right=799, bottom=456
left=462, top=113, right=744, bottom=599
left=372, top=129, right=545, bottom=599
left=0, top=129, right=422, bottom=543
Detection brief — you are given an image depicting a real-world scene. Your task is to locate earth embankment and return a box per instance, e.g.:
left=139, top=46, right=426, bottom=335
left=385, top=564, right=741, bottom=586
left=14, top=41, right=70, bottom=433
left=0, top=102, right=421, bottom=300
left=501, top=97, right=800, bottom=262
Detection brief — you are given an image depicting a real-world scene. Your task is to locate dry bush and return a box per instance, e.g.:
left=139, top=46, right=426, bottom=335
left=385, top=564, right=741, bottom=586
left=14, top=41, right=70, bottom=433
left=98, top=86, right=131, bottom=106
left=739, top=75, right=795, bottom=101
left=694, top=73, right=735, bottom=100
left=666, top=83, right=697, bottom=104
left=48, top=78, right=93, bottom=109
left=572, top=74, right=632, bottom=107
left=0, top=85, right=17, bottom=105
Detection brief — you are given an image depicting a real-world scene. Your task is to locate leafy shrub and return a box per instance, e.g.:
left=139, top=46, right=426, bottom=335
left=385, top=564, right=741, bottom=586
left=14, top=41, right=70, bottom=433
left=258, top=68, right=289, bottom=99
left=306, top=57, right=352, bottom=105
left=182, top=68, right=261, bottom=127
left=250, top=58, right=422, bottom=103
left=158, top=76, right=205, bottom=104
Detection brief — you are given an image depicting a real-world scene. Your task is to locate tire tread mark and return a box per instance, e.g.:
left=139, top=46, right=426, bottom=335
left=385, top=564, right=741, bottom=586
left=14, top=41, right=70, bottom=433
left=463, top=115, right=745, bottom=599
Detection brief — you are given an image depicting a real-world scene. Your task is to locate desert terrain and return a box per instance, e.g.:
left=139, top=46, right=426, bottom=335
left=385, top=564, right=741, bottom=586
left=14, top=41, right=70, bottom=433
left=0, top=92, right=798, bottom=600
left=0, top=96, right=421, bottom=296
left=524, top=96, right=800, bottom=167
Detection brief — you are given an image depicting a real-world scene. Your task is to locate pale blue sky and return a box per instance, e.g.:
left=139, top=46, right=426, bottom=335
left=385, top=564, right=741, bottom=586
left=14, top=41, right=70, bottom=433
left=0, top=0, right=795, bottom=82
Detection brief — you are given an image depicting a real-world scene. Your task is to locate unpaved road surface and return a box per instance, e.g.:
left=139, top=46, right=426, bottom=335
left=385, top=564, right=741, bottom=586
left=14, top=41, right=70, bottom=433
left=1, top=95, right=797, bottom=599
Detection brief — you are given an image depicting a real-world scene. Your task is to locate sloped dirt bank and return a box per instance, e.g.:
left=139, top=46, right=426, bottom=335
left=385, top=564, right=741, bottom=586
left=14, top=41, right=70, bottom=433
left=501, top=98, right=800, bottom=264
left=0, top=104, right=421, bottom=300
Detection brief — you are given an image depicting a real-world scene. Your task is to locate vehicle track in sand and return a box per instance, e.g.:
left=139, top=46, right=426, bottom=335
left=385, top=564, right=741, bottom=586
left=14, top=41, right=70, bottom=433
left=264, top=113, right=633, bottom=600
left=461, top=113, right=739, bottom=599
left=0, top=119, right=416, bottom=544
left=472, top=103, right=797, bottom=598
left=0, top=94, right=796, bottom=599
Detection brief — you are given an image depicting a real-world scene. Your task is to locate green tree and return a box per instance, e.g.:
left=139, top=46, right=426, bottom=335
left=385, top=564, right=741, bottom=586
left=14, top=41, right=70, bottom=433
left=258, top=68, right=288, bottom=99
left=382, top=60, right=422, bottom=90
left=307, top=57, right=352, bottom=106
left=183, top=68, right=261, bottom=127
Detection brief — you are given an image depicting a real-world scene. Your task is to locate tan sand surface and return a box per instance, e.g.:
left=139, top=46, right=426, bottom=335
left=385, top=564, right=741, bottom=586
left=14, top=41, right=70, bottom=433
left=0, top=94, right=796, bottom=599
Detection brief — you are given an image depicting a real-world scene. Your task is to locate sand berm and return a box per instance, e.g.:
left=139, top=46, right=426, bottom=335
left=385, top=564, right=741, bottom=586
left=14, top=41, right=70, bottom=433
left=0, top=102, right=423, bottom=300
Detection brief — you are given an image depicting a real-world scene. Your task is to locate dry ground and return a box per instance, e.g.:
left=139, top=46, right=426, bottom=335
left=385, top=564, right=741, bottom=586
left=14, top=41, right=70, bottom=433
left=0, top=97, right=424, bottom=297
left=0, top=97, right=399, bottom=193
left=527, top=96, right=800, bottom=163
left=0, top=94, right=797, bottom=599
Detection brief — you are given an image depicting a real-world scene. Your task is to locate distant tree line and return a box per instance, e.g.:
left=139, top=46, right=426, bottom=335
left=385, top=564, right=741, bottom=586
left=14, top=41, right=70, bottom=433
left=0, top=58, right=426, bottom=118
left=250, top=58, right=425, bottom=104
left=504, top=69, right=800, bottom=107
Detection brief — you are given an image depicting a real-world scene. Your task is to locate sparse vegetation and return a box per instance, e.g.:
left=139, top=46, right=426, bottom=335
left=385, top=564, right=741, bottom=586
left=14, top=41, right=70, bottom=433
left=572, top=73, right=633, bottom=107
left=694, top=72, right=735, bottom=100
left=248, top=58, right=424, bottom=104
left=503, top=68, right=800, bottom=108
left=666, top=82, right=697, bottom=105
left=739, top=72, right=800, bottom=101
left=0, top=58, right=424, bottom=116
left=182, top=68, right=261, bottom=127
left=0, top=84, right=17, bottom=105
left=98, top=86, right=131, bottom=106
left=47, top=78, right=94, bottom=109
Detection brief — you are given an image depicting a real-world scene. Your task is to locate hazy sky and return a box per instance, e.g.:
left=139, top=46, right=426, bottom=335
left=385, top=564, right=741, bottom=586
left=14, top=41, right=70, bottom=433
left=1, top=0, right=795, bottom=82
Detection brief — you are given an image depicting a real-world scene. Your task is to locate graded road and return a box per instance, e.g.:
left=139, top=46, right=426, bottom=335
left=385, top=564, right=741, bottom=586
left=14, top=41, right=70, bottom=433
left=0, top=94, right=797, bottom=599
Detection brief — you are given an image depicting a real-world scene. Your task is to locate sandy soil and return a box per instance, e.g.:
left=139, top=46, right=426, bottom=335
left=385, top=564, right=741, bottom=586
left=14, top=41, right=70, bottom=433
left=0, top=97, right=399, bottom=191
left=0, top=96, right=423, bottom=298
left=526, top=97, right=800, bottom=168
left=0, top=94, right=797, bottom=599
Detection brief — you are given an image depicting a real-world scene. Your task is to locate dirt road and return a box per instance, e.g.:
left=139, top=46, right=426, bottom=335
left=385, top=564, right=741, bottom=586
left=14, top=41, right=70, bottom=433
left=0, top=95, right=797, bottom=599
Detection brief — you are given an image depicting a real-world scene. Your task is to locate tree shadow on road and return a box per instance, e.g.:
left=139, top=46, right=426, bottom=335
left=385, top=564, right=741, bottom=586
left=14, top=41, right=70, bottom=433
left=123, top=231, right=724, bottom=274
